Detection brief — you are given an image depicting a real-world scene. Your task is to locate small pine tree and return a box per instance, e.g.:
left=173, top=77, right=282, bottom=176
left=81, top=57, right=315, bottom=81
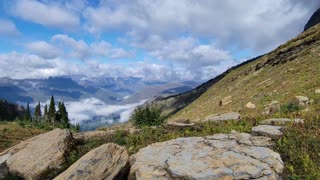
left=24, top=102, right=32, bottom=122
left=57, top=102, right=70, bottom=128
left=43, top=104, right=48, bottom=122
left=48, top=95, right=56, bottom=124
left=34, top=101, right=42, bottom=122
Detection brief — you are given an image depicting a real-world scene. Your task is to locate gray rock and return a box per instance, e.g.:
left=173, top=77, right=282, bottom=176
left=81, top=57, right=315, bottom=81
left=290, top=96, right=309, bottom=107
left=54, top=143, right=129, bottom=180
left=204, top=112, right=241, bottom=122
left=0, top=129, right=74, bottom=180
left=166, top=121, right=195, bottom=128
left=315, top=89, right=320, bottom=94
left=260, top=118, right=304, bottom=125
left=129, top=132, right=283, bottom=179
left=252, top=125, right=283, bottom=139
left=264, top=101, right=280, bottom=115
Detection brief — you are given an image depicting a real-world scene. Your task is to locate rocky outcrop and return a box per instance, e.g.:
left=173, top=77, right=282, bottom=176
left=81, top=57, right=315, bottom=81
left=290, top=96, right=309, bottom=107
left=129, top=131, right=283, bottom=179
left=0, top=129, right=74, bottom=180
left=315, top=89, right=320, bottom=94
left=55, top=143, right=129, bottom=180
left=304, top=8, right=320, bottom=31
left=252, top=125, right=283, bottom=139
left=260, top=118, right=304, bottom=125
left=204, top=112, right=241, bottom=122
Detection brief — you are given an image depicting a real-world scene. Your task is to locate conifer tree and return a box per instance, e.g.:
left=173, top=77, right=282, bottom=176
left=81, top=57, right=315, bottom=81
left=57, top=101, right=69, bottom=128
left=44, top=104, right=48, bottom=122
left=34, top=101, right=42, bottom=122
left=24, top=102, right=32, bottom=121
left=48, top=95, right=56, bottom=124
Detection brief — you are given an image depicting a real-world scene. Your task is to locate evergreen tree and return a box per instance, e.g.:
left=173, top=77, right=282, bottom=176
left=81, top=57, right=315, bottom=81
left=34, top=101, right=42, bottom=122
left=57, top=101, right=69, bottom=128
left=43, top=104, right=48, bottom=122
left=24, top=102, right=32, bottom=121
left=48, top=95, right=56, bottom=124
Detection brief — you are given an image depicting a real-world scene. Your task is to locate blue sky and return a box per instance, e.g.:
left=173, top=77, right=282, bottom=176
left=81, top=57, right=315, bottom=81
left=0, top=0, right=319, bottom=81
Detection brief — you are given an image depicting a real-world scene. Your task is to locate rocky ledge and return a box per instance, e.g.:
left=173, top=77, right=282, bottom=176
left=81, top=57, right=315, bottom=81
left=129, top=131, right=283, bottom=179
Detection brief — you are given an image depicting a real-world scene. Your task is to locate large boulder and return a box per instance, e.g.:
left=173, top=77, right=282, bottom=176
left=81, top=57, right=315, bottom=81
left=55, top=143, right=129, bottom=180
left=252, top=125, right=283, bottom=139
left=129, top=132, right=283, bottom=179
left=0, top=129, right=74, bottom=180
left=204, top=112, right=241, bottom=122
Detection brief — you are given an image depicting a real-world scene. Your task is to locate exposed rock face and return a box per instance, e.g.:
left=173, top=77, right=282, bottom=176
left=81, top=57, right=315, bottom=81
left=0, top=129, right=74, bottom=180
left=55, top=143, right=129, bottom=180
left=260, top=118, right=304, bottom=125
left=245, top=101, right=256, bottom=109
left=290, top=96, right=309, bottom=107
left=252, top=125, right=283, bottom=139
left=315, top=89, right=320, bottom=94
left=129, top=132, right=283, bottom=179
left=220, top=95, right=232, bottom=106
left=304, top=8, right=320, bottom=31
left=204, top=112, right=241, bottom=122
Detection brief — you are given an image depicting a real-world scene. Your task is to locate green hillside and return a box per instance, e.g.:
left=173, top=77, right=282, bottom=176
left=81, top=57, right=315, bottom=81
left=153, top=24, right=320, bottom=122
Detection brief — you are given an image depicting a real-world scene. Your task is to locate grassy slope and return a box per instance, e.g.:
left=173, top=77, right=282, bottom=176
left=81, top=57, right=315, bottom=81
left=0, top=122, right=46, bottom=152
left=169, top=24, right=320, bottom=122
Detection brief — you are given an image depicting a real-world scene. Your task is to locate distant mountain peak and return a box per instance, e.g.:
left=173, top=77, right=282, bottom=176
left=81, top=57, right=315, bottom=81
left=304, top=8, right=320, bottom=31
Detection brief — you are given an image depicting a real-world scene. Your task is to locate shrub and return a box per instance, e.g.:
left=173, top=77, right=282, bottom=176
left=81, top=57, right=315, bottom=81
left=131, top=105, right=165, bottom=127
left=281, top=103, right=300, bottom=113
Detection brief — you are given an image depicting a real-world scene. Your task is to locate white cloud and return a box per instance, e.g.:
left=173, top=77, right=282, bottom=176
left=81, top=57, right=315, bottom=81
left=0, top=52, right=80, bottom=79
left=83, top=0, right=319, bottom=53
left=26, top=41, right=62, bottom=59
left=0, top=19, right=20, bottom=35
left=11, top=0, right=80, bottom=30
left=64, top=98, right=146, bottom=125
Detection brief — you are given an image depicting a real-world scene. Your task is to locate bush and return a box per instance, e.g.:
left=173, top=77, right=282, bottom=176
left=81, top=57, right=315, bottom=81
left=131, top=105, right=165, bottom=127
left=281, top=103, right=300, bottom=113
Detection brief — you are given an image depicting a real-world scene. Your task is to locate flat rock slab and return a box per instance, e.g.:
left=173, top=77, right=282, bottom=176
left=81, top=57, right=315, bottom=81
left=129, top=132, right=283, bottom=179
left=252, top=125, right=283, bottom=139
left=55, top=143, right=129, bottom=180
left=260, top=118, right=304, bottom=125
left=166, top=122, right=195, bottom=128
left=0, top=129, right=74, bottom=180
left=204, top=112, right=241, bottom=122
